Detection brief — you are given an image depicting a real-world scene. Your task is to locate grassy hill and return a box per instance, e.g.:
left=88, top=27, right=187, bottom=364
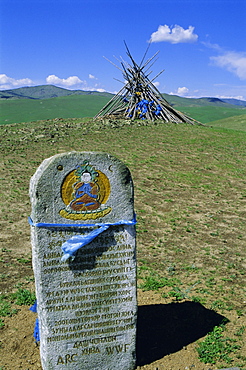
left=162, top=93, right=242, bottom=108
left=0, top=84, right=112, bottom=100
left=175, top=106, right=246, bottom=126
left=0, top=94, right=111, bottom=125
left=2, top=85, right=245, bottom=107
left=221, top=98, right=246, bottom=107
left=208, top=114, right=246, bottom=131
left=1, top=95, right=245, bottom=126
left=0, top=85, right=245, bottom=126
left=0, top=118, right=245, bottom=369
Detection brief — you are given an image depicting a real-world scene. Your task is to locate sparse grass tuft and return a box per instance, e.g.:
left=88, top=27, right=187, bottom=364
left=139, top=273, right=181, bottom=291
left=0, top=295, right=18, bottom=317
left=10, top=288, right=36, bottom=306
left=196, top=324, right=241, bottom=365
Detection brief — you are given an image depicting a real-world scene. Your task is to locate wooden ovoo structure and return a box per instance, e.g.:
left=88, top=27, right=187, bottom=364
left=94, top=42, right=198, bottom=124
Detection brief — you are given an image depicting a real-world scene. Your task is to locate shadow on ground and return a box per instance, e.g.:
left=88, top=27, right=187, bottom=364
left=136, top=301, right=228, bottom=366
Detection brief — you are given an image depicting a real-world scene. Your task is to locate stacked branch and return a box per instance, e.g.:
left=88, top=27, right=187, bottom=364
left=94, top=42, right=200, bottom=125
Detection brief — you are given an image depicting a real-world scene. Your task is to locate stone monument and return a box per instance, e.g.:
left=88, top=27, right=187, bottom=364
left=29, top=152, right=137, bottom=370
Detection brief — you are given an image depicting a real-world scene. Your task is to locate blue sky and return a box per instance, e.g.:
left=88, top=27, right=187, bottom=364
left=1, top=0, right=246, bottom=99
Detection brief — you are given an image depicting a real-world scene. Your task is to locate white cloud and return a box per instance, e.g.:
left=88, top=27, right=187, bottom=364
left=0, top=74, right=34, bottom=90
left=153, top=81, right=160, bottom=87
left=210, top=51, right=246, bottom=80
left=95, top=88, right=106, bottom=92
left=45, top=74, right=105, bottom=91
left=150, top=25, right=198, bottom=44
left=170, top=87, right=190, bottom=96
left=202, top=41, right=222, bottom=52
left=216, top=95, right=245, bottom=101
left=177, top=87, right=189, bottom=95
left=46, top=74, right=86, bottom=87
left=0, top=73, right=107, bottom=93
left=89, top=74, right=97, bottom=80
left=46, top=74, right=106, bottom=92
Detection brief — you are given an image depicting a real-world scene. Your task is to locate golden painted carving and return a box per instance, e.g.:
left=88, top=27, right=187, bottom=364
left=59, top=162, right=111, bottom=220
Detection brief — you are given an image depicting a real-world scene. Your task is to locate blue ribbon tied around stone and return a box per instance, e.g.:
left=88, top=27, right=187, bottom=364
left=30, top=301, right=40, bottom=343
left=60, top=224, right=110, bottom=261
left=28, top=215, right=137, bottom=261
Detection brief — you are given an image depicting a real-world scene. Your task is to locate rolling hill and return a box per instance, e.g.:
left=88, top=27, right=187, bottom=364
left=162, top=93, right=246, bottom=108
left=0, top=94, right=111, bottom=125
left=1, top=85, right=246, bottom=108
left=0, top=85, right=112, bottom=100
left=208, top=114, right=246, bottom=131
left=0, top=85, right=245, bottom=125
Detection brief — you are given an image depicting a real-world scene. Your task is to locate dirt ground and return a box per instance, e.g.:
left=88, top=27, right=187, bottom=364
left=0, top=290, right=234, bottom=370
left=0, top=223, right=244, bottom=370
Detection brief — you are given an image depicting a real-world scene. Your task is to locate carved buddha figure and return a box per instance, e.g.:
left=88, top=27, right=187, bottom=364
left=69, top=171, right=100, bottom=212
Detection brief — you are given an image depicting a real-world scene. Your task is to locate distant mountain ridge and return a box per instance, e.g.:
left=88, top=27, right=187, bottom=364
left=0, top=85, right=112, bottom=100
left=220, top=98, right=246, bottom=107
left=162, top=93, right=246, bottom=108
left=1, top=85, right=246, bottom=108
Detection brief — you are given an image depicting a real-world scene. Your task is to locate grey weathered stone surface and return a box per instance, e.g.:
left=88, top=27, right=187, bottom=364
left=30, top=152, right=137, bottom=370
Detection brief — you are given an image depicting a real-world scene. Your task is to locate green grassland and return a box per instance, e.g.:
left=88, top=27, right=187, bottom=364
left=0, top=95, right=245, bottom=126
left=0, top=117, right=245, bottom=369
left=0, top=94, right=111, bottom=125
left=209, top=114, right=246, bottom=131
left=176, top=106, right=246, bottom=126
left=1, top=85, right=245, bottom=125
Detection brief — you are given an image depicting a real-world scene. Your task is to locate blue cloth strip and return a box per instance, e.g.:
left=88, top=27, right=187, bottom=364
left=29, top=214, right=136, bottom=261
left=30, top=301, right=40, bottom=342
left=61, top=224, right=110, bottom=261
left=33, top=318, right=40, bottom=342
left=29, top=300, right=37, bottom=313
left=28, top=215, right=136, bottom=228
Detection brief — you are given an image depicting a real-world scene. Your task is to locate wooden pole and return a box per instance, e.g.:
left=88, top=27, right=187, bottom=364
left=95, top=42, right=201, bottom=125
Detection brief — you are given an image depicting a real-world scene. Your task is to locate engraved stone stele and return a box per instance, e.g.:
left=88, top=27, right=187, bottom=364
left=29, top=152, right=137, bottom=370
